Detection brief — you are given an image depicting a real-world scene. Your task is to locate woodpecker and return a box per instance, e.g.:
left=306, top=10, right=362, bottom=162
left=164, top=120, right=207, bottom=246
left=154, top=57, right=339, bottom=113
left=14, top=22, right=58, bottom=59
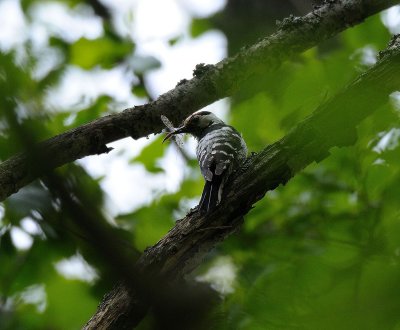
left=163, top=111, right=247, bottom=212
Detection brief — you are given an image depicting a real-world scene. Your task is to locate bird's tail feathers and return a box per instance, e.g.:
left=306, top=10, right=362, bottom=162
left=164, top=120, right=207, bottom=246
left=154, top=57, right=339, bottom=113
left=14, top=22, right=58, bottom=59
left=198, top=175, right=223, bottom=213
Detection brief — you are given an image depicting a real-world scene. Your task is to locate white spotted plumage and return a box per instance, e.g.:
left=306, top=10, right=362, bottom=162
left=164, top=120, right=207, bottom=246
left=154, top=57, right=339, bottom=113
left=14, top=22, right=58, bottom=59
left=194, top=115, right=247, bottom=211
left=162, top=111, right=247, bottom=212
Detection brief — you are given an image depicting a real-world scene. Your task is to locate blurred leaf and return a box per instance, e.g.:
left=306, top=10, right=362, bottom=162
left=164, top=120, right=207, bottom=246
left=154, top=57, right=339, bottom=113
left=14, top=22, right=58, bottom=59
left=130, top=55, right=161, bottom=74
left=130, top=137, right=165, bottom=173
left=190, top=19, right=212, bottom=38
left=70, top=37, right=133, bottom=69
left=132, top=84, right=149, bottom=98
left=2, top=2, right=400, bottom=329
left=342, top=14, right=391, bottom=50
left=4, top=183, right=52, bottom=224
left=21, top=0, right=82, bottom=12
left=71, top=95, right=112, bottom=127
left=168, top=36, right=181, bottom=46
left=231, top=93, right=284, bottom=150
left=44, top=276, right=98, bottom=329
left=117, top=202, right=174, bottom=251
left=56, top=163, right=105, bottom=206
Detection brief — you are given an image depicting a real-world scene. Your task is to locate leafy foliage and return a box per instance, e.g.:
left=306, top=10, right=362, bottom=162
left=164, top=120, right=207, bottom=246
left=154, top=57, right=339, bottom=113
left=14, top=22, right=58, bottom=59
left=1, top=1, right=400, bottom=329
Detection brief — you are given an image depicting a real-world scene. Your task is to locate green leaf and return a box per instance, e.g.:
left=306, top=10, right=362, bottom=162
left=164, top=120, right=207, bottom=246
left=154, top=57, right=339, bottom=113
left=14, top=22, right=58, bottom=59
left=190, top=19, right=212, bottom=38
left=130, top=137, right=165, bottom=173
left=117, top=203, right=174, bottom=252
left=4, top=183, right=53, bottom=224
left=44, top=277, right=98, bottom=329
left=342, top=14, right=391, bottom=50
left=70, top=37, right=133, bottom=69
left=231, top=93, right=284, bottom=150
left=71, top=95, right=113, bottom=127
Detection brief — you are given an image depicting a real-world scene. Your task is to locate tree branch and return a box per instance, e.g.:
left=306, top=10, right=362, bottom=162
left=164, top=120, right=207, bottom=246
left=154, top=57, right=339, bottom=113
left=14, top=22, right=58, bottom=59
left=84, top=35, right=400, bottom=329
left=1, top=0, right=398, bottom=202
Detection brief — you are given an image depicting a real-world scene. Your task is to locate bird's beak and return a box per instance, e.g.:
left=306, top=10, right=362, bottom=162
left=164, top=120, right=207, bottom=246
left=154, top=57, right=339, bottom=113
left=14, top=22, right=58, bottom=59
left=162, top=126, right=186, bottom=143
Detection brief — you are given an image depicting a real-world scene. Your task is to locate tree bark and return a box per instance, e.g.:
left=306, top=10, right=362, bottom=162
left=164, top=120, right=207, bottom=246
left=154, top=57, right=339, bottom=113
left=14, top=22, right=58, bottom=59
left=84, top=35, right=400, bottom=329
left=1, top=0, right=398, bottom=202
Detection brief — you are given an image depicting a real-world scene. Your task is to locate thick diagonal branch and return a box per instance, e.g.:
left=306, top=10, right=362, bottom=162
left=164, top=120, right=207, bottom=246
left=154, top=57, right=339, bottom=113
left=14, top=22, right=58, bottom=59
left=84, top=35, right=400, bottom=329
left=1, top=0, right=398, bottom=202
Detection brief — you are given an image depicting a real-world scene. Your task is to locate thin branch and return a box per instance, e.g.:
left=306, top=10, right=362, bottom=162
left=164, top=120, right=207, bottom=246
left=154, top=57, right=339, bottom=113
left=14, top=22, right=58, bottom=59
left=1, top=0, right=398, bottom=202
left=84, top=35, right=400, bottom=329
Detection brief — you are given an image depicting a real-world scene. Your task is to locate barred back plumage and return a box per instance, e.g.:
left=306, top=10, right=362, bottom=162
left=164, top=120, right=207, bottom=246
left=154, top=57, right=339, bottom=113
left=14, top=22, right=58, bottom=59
left=196, top=123, right=247, bottom=211
left=162, top=111, right=247, bottom=213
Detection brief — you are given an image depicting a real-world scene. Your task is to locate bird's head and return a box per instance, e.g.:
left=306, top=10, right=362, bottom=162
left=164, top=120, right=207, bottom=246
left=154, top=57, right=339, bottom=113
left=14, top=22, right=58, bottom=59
left=163, top=111, right=224, bottom=142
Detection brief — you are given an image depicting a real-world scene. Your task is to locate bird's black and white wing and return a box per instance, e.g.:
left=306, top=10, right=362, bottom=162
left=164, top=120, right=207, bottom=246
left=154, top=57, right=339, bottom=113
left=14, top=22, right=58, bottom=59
left=196, top=125, right=247, bottom=212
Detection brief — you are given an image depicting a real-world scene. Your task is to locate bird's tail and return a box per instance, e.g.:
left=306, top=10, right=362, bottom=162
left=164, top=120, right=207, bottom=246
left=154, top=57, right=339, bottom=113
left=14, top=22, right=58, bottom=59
left=198, top=174, right=223, bottom=213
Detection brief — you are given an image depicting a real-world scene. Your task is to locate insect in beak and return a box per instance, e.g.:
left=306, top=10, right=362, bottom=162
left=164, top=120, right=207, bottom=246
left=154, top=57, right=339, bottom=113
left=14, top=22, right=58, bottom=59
left=162, top=126, right=186, bottom=143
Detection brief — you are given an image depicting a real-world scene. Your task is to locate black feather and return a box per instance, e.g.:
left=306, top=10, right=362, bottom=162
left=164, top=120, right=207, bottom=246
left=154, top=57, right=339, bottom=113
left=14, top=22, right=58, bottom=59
left=207, top=174, right=222, bottom=211
left=199, top=180, right=211, bottom=212
left=198, top=173, right=223, bottom=213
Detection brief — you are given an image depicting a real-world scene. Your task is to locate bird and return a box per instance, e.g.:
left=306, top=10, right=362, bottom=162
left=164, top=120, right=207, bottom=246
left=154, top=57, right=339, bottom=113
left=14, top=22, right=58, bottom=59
left=163, top=111, right=247, bottom=213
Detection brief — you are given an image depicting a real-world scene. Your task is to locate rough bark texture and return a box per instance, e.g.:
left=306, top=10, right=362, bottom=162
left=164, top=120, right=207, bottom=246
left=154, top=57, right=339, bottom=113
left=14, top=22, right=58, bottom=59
left=84, top=36, right=400, bottom=329
left=1, top=0, right=398, bottom=202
